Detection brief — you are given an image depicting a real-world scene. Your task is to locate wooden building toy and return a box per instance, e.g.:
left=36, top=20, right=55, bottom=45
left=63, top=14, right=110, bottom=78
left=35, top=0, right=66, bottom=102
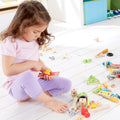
left=95, top=49, right=108, bottom=58
left=87, top=75, right=100, bottom=85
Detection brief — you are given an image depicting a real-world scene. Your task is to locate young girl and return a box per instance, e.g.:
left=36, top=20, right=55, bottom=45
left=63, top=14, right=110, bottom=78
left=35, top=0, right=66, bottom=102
left=0, top=1, right=71, bottom=113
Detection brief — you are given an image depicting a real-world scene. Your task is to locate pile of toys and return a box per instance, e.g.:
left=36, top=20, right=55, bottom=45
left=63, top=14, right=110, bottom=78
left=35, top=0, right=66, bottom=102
left=68, top=89, right=111, bottom=120
left=93, top=82, right=120, bottom=103
left=102, top=61, right=120, bottom=80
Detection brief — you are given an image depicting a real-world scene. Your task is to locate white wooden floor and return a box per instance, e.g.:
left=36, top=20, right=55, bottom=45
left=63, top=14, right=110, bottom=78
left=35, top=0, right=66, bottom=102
left=0, top=18, right=120, bottom=120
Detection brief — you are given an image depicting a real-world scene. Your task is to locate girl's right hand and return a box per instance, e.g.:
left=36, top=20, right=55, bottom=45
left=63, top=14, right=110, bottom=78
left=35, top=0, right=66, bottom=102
left=32, top=61, right=42, bottom=71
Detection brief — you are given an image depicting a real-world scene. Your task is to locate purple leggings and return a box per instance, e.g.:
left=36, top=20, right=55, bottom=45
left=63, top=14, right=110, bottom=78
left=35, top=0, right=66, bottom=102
left=9, top=71, right=72, bottom=100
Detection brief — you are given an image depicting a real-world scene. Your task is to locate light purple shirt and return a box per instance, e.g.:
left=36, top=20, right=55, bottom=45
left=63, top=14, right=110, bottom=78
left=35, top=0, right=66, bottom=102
left=0, top=36, right=40, bottom=90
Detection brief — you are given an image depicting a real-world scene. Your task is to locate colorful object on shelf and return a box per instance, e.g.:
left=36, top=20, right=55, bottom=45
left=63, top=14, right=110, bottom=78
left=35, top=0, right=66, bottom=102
left=87, top=75, right=100, bottom=85
left=95, top=49, right=108, bottom=57
left=83, top=59, right=92, bottom=63
left=107, top=10, right=117, bottom=18
left=113, top=10, right=120, bottom=16
left=107, top=12, right=112, bottom=19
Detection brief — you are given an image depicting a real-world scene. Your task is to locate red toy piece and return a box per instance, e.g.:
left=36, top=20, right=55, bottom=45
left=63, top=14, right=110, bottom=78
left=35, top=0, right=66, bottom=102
left=81, top=105, right=90, bottom=118
left=38, top=72, right=60, bottom=78
left=116, top=74, right=120, bottom=78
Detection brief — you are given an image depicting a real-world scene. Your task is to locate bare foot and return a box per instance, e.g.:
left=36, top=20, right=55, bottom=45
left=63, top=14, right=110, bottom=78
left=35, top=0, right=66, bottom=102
left=17, top=97, right=31, bottom=102
left=35, top=92, right=68, bottom=113
left=45, top=99, right=68, bottom=113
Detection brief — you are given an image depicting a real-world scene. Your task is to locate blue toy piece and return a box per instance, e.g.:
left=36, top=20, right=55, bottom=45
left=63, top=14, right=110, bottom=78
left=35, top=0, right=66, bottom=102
left=102, top=88, right=111, bottom=92
left=102, top=61, right=112, bottom=66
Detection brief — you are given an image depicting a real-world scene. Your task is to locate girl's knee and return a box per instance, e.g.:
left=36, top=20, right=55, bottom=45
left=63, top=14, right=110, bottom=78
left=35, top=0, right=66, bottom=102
left=56, top=77, right=72, bottom=92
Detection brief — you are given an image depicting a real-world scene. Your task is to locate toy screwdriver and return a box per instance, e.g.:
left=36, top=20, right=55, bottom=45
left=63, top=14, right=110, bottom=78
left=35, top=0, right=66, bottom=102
left=95, top=49, right=108, bottom=58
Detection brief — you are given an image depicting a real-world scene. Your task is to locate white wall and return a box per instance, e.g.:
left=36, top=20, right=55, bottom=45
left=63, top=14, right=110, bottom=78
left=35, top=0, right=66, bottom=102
left=48, top=0, right=84, bottom=26
left=0, top=12, right=16, bottom=32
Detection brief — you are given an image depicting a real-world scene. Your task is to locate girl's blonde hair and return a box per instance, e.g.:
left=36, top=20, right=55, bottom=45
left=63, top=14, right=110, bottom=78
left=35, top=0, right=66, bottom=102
left=0, top=1, right=53, bottom=45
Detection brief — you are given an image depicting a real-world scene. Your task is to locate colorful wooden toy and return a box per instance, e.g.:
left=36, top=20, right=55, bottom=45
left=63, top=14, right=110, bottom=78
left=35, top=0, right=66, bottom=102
left=87, top=75, right=100, bottom=85
left=38, top=69, right=59, bottom=78
left=95, top=49, right=108, bottom=58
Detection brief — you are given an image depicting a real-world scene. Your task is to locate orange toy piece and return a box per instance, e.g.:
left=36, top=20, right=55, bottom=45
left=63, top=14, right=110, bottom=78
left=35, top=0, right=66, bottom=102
left=76, top=116, right=84, bottom=120
left=103, top=82, right=111, bottom=91
left=103, top=82, right=109, bottom=88
left=95, top=49, right=108, bottom=58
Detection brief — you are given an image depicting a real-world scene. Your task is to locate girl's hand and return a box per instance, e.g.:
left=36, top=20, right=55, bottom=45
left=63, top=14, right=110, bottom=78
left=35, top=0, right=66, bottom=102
left=42, top=67, right=54, bottom=80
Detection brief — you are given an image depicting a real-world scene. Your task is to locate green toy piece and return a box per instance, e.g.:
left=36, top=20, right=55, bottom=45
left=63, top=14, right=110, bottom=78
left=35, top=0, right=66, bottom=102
left=87, top=75, right=100, bottom=85
left=74, top=92, right=88, bottom=98
left=83, top=59, right=92, bottom=63
left=93, top=88, right=102, bottom=94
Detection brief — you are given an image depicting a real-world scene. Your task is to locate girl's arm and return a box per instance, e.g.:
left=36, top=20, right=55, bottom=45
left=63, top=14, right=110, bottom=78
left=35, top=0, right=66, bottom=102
left=2, top=55, right=41, bottom=76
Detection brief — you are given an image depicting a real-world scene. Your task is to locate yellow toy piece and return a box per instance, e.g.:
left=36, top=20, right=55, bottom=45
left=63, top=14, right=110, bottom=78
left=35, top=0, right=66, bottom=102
left=98, top=91, right=112, bottom=96
left=90, top=101, right=101, bottom=109
left=109, top=97, right=119, bottom=103
left=87, top=98, right=90, bottom=108
left=44, top=69, right=51, bottom=75
left=97, top=84, right=102, bottom=89
left=109, top=68, right=114, bottom=74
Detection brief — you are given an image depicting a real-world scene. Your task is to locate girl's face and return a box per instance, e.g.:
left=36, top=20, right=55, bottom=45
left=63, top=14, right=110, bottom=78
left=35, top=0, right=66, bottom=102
left=21, top=24, right=48, bottom=42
